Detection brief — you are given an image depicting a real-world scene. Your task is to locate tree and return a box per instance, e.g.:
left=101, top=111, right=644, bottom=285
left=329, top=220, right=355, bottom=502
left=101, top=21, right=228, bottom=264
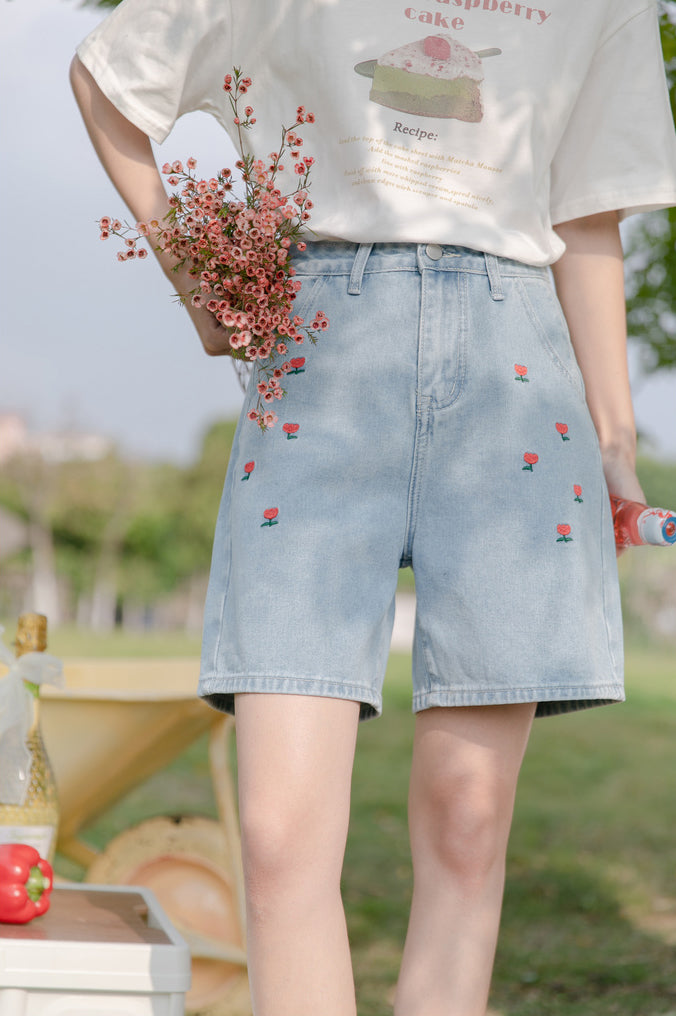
left=625, top=4, right=676, bottom=371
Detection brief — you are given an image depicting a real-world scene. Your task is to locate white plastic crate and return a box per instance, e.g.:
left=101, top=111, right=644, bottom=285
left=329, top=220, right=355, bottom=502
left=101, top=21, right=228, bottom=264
left=0, top=883, right=190, bottom=1015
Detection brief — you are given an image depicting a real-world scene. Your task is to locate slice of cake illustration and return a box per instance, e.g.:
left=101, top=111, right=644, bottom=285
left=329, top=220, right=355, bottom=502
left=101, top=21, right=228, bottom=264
left=355, top=35, right=500, bottom=122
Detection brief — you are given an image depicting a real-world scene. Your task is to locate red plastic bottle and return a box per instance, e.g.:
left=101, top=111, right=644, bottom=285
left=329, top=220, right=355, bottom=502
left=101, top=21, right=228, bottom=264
left=610, top=495, right=676, bottom=550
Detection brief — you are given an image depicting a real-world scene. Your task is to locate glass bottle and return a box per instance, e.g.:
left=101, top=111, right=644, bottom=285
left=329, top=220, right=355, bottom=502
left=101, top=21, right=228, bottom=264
left=0, top=613, right=60, bottom=862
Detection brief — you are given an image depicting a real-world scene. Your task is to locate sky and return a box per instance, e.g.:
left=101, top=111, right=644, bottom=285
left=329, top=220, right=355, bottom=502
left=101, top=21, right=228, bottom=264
left=1, top=0, right=675, bottom=465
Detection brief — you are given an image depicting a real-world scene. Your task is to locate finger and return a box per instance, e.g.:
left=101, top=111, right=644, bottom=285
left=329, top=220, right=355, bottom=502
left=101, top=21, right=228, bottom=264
left=202, top=338, right=235, bottom=357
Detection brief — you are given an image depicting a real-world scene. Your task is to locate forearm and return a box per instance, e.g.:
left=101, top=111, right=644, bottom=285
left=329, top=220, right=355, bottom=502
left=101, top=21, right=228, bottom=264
left=552, top=211, right=641, bottom=497
left=70, top=56, right=234, bottom=355
left=69, top=56, right=177, bottom=279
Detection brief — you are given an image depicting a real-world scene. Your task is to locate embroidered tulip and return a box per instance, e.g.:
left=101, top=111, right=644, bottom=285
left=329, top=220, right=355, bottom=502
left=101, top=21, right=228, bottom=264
left=289, top=357, right=306, bottom=374
left=573, top=484, right=583, bottom=503
left=242, top=461, right=255, bottom=481
left=522, top=452, right=539, bottom=471
left=556, top=422, right=570, bottom=441
left=556, top=524, right=573, bottom=543
left=514, top=364, right=529, bottom=382
left=283, top=423, right=300, bottom=440
left=261, top=507, right=279, bottom=527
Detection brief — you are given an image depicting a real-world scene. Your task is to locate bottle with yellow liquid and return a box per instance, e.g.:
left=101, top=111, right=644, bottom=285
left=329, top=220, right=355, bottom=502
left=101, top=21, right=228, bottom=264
left=0, top=613, right=60, bottom=862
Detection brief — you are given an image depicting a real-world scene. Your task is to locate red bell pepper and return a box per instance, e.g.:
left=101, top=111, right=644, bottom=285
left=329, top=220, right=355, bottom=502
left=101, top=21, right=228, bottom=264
left=0, top=843, right=53, bottom=924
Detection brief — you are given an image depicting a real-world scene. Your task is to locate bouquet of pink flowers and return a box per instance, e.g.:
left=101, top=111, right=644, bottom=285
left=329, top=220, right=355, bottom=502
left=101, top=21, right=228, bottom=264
left=99, top=68, right=328, bottom=431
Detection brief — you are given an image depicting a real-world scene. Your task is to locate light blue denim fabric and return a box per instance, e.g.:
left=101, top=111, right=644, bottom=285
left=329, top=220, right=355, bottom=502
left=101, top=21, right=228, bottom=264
left=199, top=243, right=624, bottom=720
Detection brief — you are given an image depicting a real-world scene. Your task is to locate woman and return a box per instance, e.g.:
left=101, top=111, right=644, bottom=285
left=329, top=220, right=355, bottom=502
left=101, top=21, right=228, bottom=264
left=71, top=2, right=676, bottom=1013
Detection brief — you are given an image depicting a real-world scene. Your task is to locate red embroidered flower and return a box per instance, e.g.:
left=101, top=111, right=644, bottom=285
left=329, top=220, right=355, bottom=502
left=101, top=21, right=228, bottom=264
left=241, top=462, right=255, bottom=481
left=573, top=484, right=583, bottom=503
left=261, top=507, right=280, bottom=527
left=556, top=422, right=570, bottom=441
left=556, top=523, right=573, bottom=542
left=514, top=364, right=529, bottom=382
left=522, top=452, right=539, bottom=471
left=283, top=423, right=300, bottom=439
left=289, top=357, right=306, bottom=374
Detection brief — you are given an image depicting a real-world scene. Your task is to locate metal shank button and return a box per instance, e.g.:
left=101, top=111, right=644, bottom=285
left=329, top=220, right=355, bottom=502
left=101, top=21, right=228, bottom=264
left=426, top=244, right=443, bottom=261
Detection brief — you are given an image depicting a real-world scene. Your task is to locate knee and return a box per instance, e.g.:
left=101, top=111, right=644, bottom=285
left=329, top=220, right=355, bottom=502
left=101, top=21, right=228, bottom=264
left=239, top=799, right=302, bottom=890
left=413, top=771, right=512, bottom=884
left=239, top=793, right=346, bottom=899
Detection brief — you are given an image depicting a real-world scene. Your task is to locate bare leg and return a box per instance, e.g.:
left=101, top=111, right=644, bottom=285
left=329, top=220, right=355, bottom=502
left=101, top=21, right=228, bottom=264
left=235, top=693, right=361, bottom=1016
left=395, top=703, right=537, bottom=1016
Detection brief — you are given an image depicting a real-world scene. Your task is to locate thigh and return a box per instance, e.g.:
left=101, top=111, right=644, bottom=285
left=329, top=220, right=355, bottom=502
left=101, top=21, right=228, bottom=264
left=411, top=268, right=624, bottom=717
left=199, top=245, right=423, bottom=721
left=235, top=694, right=361, bottom=869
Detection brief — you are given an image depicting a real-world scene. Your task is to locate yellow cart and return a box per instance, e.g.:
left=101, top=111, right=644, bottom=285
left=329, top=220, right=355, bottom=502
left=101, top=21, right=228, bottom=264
left=40, top=659, right=250, bottom=1016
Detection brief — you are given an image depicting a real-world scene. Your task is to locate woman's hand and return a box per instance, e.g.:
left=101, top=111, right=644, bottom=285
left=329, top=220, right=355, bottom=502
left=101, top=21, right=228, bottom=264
left=184, top=300, right=236, bottom=357
left=601, top=448, right=644, bottom=504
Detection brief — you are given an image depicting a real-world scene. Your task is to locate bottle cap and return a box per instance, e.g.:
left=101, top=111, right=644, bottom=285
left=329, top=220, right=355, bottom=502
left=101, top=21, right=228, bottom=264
left=15, top=614, right=48, bottom=658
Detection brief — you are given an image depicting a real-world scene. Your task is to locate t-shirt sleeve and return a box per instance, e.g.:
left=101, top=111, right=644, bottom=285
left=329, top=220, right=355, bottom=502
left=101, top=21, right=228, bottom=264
left=550, top=4, right=676, bottom=224
left=76, top=0, right=230, bottom=144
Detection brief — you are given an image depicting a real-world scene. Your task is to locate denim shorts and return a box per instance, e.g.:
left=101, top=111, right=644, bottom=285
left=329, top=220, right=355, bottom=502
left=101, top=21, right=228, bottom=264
left=199, top=242, right=624, bottom=719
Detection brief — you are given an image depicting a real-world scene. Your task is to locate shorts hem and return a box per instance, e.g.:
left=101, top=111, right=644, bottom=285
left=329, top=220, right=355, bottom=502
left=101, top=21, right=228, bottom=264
left=198, top=672, right=383, bottom=720
left=412, top=685, right=625, bottom=718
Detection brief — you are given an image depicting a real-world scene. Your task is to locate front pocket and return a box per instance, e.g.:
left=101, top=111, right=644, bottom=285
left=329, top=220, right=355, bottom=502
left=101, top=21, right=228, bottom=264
left=286, top=271, right=328, bottom=333
left=513, top=276, right=586, bottom=398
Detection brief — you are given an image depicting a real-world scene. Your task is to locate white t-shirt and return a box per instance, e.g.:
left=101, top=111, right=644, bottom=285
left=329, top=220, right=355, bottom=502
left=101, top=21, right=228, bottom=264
left=78, top=0, right=676, bottom=266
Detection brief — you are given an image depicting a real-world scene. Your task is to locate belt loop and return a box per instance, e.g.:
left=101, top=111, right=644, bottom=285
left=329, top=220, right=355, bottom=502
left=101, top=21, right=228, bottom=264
left=347, top=242, right=373, bottom=295
left=484, top=252, right=505, bottom=302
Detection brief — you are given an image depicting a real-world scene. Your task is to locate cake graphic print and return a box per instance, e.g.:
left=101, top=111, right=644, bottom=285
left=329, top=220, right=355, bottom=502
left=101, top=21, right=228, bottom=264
left=355, top=35, right=501, bottom=121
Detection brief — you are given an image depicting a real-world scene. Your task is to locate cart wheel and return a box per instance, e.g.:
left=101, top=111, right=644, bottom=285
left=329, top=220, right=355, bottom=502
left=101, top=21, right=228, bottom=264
left=85, top=815, right=251, bottom=1016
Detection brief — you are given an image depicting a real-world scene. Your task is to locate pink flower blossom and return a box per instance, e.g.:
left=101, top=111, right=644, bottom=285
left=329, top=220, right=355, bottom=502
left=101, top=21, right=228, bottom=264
left=104, top=67, right=324, bottom=433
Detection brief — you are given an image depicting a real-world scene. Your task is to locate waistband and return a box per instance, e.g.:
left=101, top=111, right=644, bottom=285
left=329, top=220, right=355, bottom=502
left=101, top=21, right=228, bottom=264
left=292, top=241, right=549, bottom=301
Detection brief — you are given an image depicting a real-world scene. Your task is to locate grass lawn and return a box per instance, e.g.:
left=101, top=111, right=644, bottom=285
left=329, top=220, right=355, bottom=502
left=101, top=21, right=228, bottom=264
left=53, top=641, right=676, bottom=1016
